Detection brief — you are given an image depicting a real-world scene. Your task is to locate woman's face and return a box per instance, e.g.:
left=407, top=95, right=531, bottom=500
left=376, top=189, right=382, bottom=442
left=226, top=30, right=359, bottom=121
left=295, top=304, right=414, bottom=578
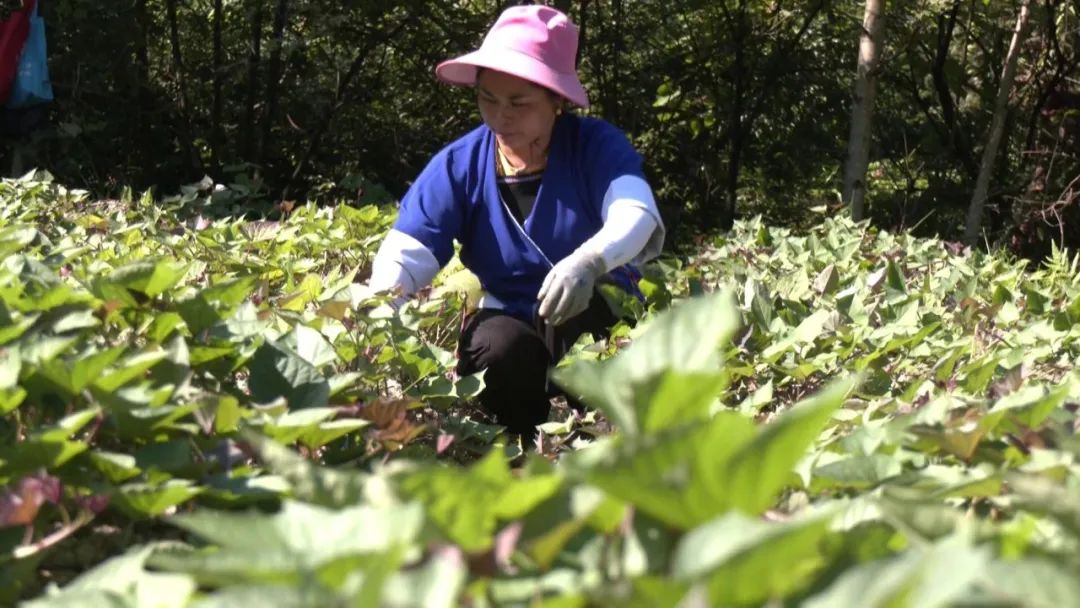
left=476, top=70, right=562, bottom=151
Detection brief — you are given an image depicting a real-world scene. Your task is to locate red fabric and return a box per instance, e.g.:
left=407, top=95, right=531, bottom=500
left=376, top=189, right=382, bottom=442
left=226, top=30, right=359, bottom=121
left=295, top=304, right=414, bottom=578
left=0, top=0, right=36, bottom=104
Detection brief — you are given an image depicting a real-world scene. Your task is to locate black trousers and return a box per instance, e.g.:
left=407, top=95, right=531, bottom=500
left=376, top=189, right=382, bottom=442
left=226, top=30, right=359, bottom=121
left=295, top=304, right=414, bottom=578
left=455, top=291, right=617, bottom=436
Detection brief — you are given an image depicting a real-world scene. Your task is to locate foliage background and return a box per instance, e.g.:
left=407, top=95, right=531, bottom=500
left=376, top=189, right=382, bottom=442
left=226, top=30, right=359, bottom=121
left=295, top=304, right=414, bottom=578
left=2, top=174, right=1080, bottom=606
left=0, top=0, right=1076, bottom=253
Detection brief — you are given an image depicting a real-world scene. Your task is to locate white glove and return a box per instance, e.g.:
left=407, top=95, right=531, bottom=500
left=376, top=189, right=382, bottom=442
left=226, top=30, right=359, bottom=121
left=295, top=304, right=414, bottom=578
left=537, top=247, right=607, bottom=326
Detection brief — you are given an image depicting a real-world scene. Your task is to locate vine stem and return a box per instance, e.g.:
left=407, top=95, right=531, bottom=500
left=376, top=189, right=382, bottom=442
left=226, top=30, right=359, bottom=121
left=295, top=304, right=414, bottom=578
left=13, top=512, right=95, bottom=560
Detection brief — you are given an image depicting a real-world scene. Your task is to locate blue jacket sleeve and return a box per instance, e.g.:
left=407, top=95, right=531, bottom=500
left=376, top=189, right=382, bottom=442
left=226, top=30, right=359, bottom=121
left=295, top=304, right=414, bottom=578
left=581, top=121, right=648, bottom=214
left=391, top=148, right=466, bottom=268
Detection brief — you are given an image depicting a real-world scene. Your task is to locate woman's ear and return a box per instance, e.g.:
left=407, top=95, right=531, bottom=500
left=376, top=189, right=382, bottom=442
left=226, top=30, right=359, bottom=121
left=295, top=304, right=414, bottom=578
left=551, top=91, right=567, bottom=115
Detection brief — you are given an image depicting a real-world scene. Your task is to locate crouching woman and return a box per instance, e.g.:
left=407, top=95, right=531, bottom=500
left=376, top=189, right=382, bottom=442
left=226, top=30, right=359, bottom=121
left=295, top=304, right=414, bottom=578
left=368, top=5, right=664, bottom=437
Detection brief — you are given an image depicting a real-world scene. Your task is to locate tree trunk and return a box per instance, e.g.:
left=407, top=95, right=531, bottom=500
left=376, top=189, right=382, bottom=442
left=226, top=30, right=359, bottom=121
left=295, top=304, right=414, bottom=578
left=843, top=0, right=885, bottom=221
left=552, top=0, right=573, bottom=14
left=932, top=1, right=979, bottom=180
left=211, top=0, right=224, bottom=173
left=964, top=0, right=1032, bottom=245
left=716, top=0, right=825, bottom=230
left=242, top=0, right=264, bottom=161
left=610, top=0, right=623, bottom=122
left=576, top=0, right=590, bottom=71
left=1023, top=0, right=1078, bottom=153
left=722, top=0, right=749, bottom=231
left=166, top=0, right=202, bottom=174
left=259, top=0, right=289, bottom=166
left=745, top=0, right=827, bottom=124
left=133, top=0, right=151, bottom=161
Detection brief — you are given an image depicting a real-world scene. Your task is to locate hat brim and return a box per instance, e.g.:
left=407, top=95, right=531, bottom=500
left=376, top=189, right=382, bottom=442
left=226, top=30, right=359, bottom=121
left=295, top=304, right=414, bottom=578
left=436, top=48, right=589, bottom=108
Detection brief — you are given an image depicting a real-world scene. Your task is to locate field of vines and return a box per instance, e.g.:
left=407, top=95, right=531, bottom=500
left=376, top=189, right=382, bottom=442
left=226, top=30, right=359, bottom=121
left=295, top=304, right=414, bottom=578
left=2, top=172, right=1080, bottom=607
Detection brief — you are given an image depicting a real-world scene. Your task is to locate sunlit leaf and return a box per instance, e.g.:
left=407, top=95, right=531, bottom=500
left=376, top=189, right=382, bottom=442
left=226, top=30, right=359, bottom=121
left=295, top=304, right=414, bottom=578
left=672, top=509, right=835, bottom=605
left=400, top=450, right=513, bottom=552
left=248, top=340, right=330, bottom=409
left=553, top=290, right=740, bottom=436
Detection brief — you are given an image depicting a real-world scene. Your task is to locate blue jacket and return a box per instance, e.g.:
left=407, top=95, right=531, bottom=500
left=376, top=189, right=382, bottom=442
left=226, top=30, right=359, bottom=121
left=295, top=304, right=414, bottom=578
left=393, top=114, right=648, bottom=320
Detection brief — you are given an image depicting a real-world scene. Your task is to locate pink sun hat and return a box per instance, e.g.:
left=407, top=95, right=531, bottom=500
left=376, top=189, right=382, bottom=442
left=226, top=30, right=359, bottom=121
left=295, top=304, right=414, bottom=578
left=435, top=5, right=589, bottom=108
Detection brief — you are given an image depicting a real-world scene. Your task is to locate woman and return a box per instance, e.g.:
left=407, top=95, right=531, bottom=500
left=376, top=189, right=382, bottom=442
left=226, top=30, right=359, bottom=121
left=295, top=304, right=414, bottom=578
left=368, top=4, right=664, bottom=436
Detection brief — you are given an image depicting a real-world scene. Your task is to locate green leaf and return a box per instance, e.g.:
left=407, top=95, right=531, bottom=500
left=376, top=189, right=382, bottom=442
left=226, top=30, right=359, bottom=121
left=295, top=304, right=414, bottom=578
left=399, top=449, right=513, bottom=552
left=725, top=376, right=857, bottom=513
left=494, top=473, right=563, bottom=520
left=130, top=572, right=196, bottom=608
left=626, top=578, right=692, bottom=608
left=151, top=334, right=191, bottom=388
left=736, top=379, right=773, bottom=415
left=176, top=296, right=222, bottom=335
left=811, top=454, right=903, bottom=491
left=417, top=369, right=486, bottom=405
left=189, top=584, right=343, bottom=608
left=813, top=263, right=839, bottom=295
left=875, top=490, right=987, bottom=541
left=51, top=309, right=100, bottom=333
left=22, top=545, right=194, bottom=607
left=259, top=408, right=336, bottom=442
left=579, top=376, right=855, bottom=527
left=89, top=451, right=142, bottom=483
left=248, top=340, right=330, bottom=409
left=202, top=474, right=290, bottom=506
left=987, top=381, right=1071, bottom=432
left=260, top=408, right=368, bottom=449
left=10, top=284, right=87, bottom=314
left=111, top=481, right=203, bottom=518
left=224, top=301, right=269, bottom=338
left=1007, top=473, right=1080, bottom=538
left=793, top=309, right=833, bottom=343
left=210, top=395, right=243, bottom=433
left=803, top=535, right=990, bottom=608
left=147, top=312, right=187, bottom=343
left=20, top=334, right=79, bottom=365
left=71, top=346, right=127, bottom=392
left=118, top=402, right=200, bottom=437
left=153, top=500, right=424, bottom=585
left=0, top=387, right=26, bottom=414
left=0, top=313, right=36, bottom=345
left=242, top=430, right=370, bottom=508
left=189, top=345, right=235, bottom=367
left=33, top=413, right=95, bottom=441
left=886, top=259, right=906, bottom=292
left=105, top=259, right=189, bottom=298
left=975, top=558, right=1080, bottom=608
left=94, top=349, right=170, bottom=392
left=743, top=277, right=773, bottom=329
left=279, top=274, right=324, bottom=311
left=380, top=545, right=467, bottom=608
left=552, top=290, right=740, bottom=436
left=0, top=440, right=87, bottom=479
left=0, top=343, right=20, bottom=390
left=22, top=546, right=154, bottom=604
left=511, top=485, right=601, bottom=570
left=290, top=324, right=338, bottom=368
left=134, top=440, right=195, bottom=473
left=0, top=224, right=38, bottom=250
left=578, top=412, right=756, bottom=529
left=640, top=371, right=728, bottom=435
left=201, top=276, right=258, bottom=309
left=672, top=509, right=835, bottom=605
left=761, top=309, right=831, bottom=362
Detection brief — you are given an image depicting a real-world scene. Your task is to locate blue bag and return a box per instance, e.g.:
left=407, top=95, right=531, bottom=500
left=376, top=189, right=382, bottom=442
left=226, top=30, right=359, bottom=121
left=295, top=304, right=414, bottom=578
left=7, top=0, right=53, bottom=109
